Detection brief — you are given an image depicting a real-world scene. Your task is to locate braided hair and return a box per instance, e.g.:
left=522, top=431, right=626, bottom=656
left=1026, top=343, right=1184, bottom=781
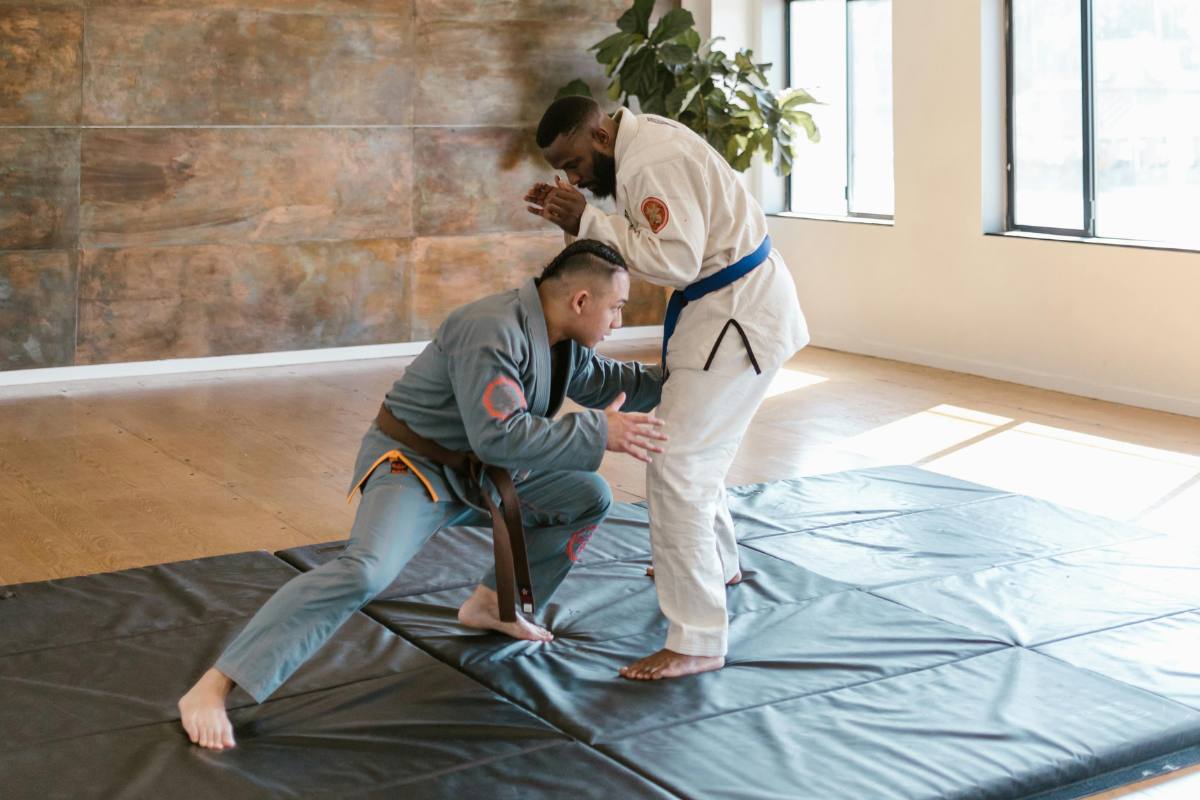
left=537, top=239, right=627, bottom=286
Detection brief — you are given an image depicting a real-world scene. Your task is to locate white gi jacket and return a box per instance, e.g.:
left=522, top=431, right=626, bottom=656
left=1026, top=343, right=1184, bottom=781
left=571, top=109, right=809, bottom=374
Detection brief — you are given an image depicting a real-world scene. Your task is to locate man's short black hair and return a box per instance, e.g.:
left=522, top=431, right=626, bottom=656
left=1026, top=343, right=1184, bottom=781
left=537, top=239, right=627, bottom=286
left=536, top=95, right=602, bottom=148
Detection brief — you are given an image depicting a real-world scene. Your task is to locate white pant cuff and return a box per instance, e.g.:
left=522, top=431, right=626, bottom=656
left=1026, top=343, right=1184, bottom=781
left=666, top=627, right=728, bottom=658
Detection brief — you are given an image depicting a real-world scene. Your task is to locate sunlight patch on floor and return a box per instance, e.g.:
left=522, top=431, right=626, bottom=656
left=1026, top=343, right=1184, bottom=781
left=836, top=404, right=1014, bottom=464
left=763, top=367, right=828, bottom=399
left=922, top=421, right=1200, bottom=522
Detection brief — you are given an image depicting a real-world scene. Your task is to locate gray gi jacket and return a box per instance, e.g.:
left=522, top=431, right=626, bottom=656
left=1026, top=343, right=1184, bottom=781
left=352, top=278, right=663, bottom=507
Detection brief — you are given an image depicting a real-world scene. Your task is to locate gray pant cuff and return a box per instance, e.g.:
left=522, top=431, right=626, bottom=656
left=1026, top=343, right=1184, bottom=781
left=214, top=656, right=272, bottom=705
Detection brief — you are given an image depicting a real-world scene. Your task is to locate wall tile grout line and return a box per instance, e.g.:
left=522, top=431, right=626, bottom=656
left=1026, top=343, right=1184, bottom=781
left=75, top=3, right=85, bottom=368
left=3, top=124, right=536, bottom=129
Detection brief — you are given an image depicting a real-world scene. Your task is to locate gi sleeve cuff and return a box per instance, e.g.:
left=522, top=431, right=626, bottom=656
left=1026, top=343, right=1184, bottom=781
left=576, top=203, right=604, bottom=241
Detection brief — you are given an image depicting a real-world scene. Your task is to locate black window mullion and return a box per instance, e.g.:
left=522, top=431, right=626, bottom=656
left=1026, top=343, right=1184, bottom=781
left=783, top=0, right=893, bottom=221
left=784, top=0, right=794, bottom=212
left=1081, top=0, right=1096, bottom=236
left=1006, top=0, right=1091, bottom=238
left=1005, top=0, right=1016, bottom=230
left=844, top=0, right=853, bottom=215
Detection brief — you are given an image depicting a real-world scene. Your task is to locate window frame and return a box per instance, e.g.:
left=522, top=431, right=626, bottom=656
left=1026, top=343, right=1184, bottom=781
left=1005, top=0, right=1098, bottom=238
left=782, top=0, right=895, bottom=221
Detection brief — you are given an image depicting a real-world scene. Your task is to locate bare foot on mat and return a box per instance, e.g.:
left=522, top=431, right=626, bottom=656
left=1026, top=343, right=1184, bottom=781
left=619, top=648, right=725, bottom=680
left=458, top=584, right=553, bottom=642
left=178, top=668, right=236, bottom=750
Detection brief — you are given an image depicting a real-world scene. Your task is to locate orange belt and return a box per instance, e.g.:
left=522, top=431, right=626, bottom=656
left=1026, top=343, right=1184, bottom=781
left=349, top=405, right=535, bottom=623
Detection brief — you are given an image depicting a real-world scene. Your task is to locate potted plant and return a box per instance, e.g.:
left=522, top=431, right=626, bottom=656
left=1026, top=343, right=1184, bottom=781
left=557, top=0, right=820, bottom=177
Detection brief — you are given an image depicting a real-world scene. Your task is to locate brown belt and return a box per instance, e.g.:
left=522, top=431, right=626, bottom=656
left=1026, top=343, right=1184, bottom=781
left=374, top=405, right=534, bottom=623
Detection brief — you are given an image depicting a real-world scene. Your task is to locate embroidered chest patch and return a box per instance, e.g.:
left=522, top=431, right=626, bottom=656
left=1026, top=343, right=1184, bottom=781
left=640, top=196, right=670, bottom=233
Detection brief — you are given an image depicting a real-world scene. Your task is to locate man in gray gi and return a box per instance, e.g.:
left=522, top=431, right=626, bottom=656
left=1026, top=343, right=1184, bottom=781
left=178, top=239, right=667, bottom=750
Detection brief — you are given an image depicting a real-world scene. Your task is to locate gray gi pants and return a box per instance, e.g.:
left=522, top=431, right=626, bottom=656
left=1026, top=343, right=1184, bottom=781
left=215, top=441, right=612, bottom=703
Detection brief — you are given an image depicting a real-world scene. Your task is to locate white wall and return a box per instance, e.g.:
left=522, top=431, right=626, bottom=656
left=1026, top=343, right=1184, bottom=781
left=764, top=0, right=1200, bottom=417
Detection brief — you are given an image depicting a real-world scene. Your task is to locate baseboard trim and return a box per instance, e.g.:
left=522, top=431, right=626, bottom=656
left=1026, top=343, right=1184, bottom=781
left=0, top=326, right=664, bottom=389
left=814, top=333, right=1200, bottom=419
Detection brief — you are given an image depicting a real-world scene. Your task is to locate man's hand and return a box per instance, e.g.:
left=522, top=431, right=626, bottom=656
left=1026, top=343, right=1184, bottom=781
left=523, top=181, right=553, bottom=208
left=603, top=392, right=668, bottom=463
left=525, top=176, right=586, bottom=236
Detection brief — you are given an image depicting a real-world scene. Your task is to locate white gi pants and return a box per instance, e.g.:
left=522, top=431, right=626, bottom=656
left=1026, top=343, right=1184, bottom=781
left=647, top=339, right=777, bottom=657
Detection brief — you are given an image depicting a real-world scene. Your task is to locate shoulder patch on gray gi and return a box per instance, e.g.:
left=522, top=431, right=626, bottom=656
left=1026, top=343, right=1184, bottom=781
left=482, top=375, right=527, bottom=420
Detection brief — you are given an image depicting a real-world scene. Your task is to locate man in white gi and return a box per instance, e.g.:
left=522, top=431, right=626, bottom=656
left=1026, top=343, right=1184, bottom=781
left=525, top=96, right=809, bottom=680
left=177, top=240, right=667, bottom=749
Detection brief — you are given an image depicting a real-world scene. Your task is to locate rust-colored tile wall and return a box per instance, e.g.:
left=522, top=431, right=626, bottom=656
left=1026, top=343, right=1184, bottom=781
left=83, top=8, right=414, bottom=125
left=77, top=239, right=412, bottom=362
left=414, top=127, right=549, bottom=237
left=80, top=127, right=414, bottom=246
left=0, top=127, right=79, bottom=250
left=0, top=6, right=81, bottom=124
left=0, top=250, right=77, bottom=369
left=414, top=20, right=617, bottom=126
left=411, top=232, right=561, bottom=339
left=0, top=0, right=671, bottom=371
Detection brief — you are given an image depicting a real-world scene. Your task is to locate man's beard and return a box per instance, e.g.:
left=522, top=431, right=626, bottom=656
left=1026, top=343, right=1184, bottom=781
left=590, top=150, right=617, bottom=199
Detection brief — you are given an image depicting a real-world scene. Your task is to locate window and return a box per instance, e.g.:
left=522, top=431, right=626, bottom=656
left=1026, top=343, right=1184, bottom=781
left=785, top=0, right=894, bottom=219
left=1008, top=0, right=1200, bottom=246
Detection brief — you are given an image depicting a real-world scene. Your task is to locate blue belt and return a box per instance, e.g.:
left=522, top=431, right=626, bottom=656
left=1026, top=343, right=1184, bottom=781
left=661, top=235, right=771, bottom=369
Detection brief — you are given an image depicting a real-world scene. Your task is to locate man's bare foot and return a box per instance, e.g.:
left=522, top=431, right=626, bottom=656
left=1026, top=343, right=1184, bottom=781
left=645, top=566, right=742, bottom=585
left=178, top=668, right=236, bottom=750
left=457, top=584, right=553, bottom=642
left=619, top=648, right=725, bottom=680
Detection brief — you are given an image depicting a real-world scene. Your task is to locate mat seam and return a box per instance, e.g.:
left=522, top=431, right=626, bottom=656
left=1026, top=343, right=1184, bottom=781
left=593, top=642, right=1013, bottom=746
left=347, top=592, right=686, bottom=798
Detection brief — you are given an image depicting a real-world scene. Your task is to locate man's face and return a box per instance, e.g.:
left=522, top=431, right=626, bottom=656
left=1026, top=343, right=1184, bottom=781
left=543, top=128, right=617, bottom=199
left=573, top=270, right=629, bottom=348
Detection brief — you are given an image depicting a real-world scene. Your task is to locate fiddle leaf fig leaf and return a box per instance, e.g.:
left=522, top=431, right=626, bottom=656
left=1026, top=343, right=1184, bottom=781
left=650, top=9, right=695, bottom=44
left=676, top=28, right=702, bottom=53
left=660, top=43, right=693, bottom=66
left=594, top=31, right=639, bottom=66
left=617, top=0, right=654, bottom=36
left=666, top=81, right=703, bottom=116
left=619, top=47, right=658, bottom=96
left=782, top=89, right=821, bottom=109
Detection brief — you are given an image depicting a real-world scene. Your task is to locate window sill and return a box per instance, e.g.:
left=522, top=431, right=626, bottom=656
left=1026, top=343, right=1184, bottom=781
left=987, top=230, right=1200, bottom=255
left=768, top=211, right=894, bottom=227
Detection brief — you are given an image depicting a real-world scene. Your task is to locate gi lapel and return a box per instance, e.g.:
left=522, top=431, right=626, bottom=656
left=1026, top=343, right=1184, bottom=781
left=518, top=278, right=553, bottom=417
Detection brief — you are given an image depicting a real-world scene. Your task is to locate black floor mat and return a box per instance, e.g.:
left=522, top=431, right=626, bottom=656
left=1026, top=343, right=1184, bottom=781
left=5, top=465, right=1199, bottom=798
left=0, top=552, right=671, bottom=799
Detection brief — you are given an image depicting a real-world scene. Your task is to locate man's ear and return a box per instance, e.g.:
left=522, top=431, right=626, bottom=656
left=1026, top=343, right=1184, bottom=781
left=570, top=288, right=590, bottom=315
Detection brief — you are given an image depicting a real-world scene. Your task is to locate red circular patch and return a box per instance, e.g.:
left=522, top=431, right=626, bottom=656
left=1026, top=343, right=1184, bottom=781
left=482, top=376, right=526, bottom=420
left=640, top=196, right=670, bottom=233
left=566, top=524, right=596, bottom=562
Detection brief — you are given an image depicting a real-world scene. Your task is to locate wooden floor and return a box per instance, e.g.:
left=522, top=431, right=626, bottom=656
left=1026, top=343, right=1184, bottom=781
left=2, top=341, right=1198, bottom=798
